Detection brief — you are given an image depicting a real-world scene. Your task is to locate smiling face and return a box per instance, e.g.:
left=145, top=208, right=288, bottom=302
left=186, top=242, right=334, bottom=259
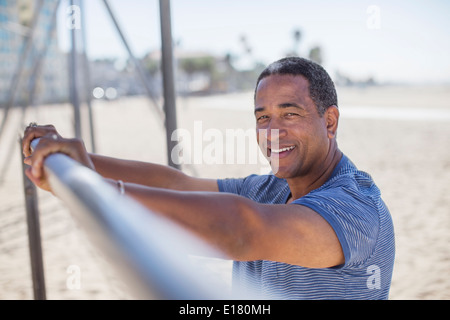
left=255, top=74, right=337, bottom=180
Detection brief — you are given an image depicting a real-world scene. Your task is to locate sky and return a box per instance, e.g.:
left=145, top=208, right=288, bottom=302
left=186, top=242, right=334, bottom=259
left=57, top=0, right=450, bottom=85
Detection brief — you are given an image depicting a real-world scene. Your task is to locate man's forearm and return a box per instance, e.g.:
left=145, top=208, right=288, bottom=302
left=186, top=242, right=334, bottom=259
left=123, top=182, right=258, bottom=259
left=90, top=153, right=219, bottom=192
left=89, top=153, right=185, bottom=189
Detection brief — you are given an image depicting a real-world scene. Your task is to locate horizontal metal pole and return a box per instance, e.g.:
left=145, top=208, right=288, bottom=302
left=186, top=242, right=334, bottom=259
left=30, top=139, right=230, bottom=299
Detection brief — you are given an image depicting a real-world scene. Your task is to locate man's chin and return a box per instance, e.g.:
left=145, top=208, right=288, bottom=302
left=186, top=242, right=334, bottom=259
left=271, top=166, right=293, bottom=179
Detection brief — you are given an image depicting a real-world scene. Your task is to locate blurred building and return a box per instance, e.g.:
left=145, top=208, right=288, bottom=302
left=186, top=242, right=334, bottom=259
left=142, top=49, right=260, bottom=96
left=89, top=58, right=149, bottom=99
left=0, top=0, right=68, bottom=107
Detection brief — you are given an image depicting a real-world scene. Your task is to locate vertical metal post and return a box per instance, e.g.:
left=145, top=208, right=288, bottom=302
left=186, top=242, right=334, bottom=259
left=69, top=0, right=82, bottom=139
left=79, top=0, right=96, bottom=152
left=20, top=139, right=46, bottom=300
left=159, top=0, right=179, bottom=169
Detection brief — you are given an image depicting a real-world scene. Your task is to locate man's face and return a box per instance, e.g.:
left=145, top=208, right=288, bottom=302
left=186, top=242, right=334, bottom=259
left=254, top=74, right=332, bottom=180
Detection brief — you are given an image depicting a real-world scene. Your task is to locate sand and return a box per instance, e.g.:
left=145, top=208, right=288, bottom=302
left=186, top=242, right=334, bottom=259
left=0, top=84, right=449, bottom=299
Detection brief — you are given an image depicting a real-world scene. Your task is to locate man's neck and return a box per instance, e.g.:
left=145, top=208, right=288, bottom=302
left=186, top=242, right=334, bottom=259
left=286, top=145, right=342, bottom=201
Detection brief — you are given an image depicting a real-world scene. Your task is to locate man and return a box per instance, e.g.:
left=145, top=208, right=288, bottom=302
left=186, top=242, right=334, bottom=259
left=23, top=57, right=395, bottom=299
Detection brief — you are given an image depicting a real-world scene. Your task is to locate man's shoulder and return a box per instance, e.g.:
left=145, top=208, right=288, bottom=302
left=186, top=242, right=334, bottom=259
left=218, top=173, right=289, bottom=203
left=219, top=172, right=283, bottom=188
left=321, top=154, right=377, bottom=192
left=298, top=154, right=384, bottom=217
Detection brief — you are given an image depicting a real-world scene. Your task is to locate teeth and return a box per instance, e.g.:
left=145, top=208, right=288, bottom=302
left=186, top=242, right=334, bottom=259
left=271, top=146, right=295, bottom=153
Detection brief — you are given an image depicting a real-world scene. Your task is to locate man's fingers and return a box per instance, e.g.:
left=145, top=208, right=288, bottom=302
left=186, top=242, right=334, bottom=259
left=22, top=124, right=61, bottom=193
left=31, top=158, right=42, bottom=179
left=25, top=167, right=52, bottom=192
left=24, top=156, right=32, bottom=166
left=24, top=130, right=94, bottom=189
left=23, top=131, right=39, bottom=157
left=25, top=166, right=41, bottom=185
left=22, top=124, right=59, bottom=157
left=29, top=136, right=61, bottom=179
left=25, top=167, right=36, bottom=182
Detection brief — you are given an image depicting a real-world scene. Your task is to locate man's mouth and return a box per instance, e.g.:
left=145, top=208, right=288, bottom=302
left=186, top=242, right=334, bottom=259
left=268, top=145, right=296, bottom=160
left=270, top=145, right=296, bottom=154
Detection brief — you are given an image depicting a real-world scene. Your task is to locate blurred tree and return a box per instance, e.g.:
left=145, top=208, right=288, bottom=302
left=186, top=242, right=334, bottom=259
left=143, top=58, right=159, bottom=76
left=179, top=56, right=215, bottom=75
left=18, top=0, right=33, bottom=27
left=285, top=28, right=302, bottom=57
left=308, top=46, right=323, bottom=65
left=293, top=29, right=302, bottom=56
left=239, top=34, right=252, bottom=55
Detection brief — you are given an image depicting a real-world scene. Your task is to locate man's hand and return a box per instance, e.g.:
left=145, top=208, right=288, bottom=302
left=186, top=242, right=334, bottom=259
left=22, top=124, right=60, bottom=158
left=22, top=123, right=95, bottom=192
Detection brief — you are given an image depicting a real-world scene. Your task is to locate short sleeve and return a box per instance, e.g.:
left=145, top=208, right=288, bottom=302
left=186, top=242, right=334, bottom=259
left=218, top=174, right=289, bottom=204
left=293, top=183, right=380, bottom=268
left=217, top=177, right=247, bottom=195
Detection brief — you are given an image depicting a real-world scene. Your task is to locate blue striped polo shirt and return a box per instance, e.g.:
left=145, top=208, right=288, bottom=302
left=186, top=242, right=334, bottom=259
left=217, top=154, right=395, bottom=299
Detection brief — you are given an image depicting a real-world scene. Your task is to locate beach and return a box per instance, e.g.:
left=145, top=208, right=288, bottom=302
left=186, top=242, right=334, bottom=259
left=0, top=84, right=449, bottom=299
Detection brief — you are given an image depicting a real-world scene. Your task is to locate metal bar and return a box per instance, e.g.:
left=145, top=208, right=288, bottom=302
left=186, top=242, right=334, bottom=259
left=159, top=0, right=180, bottom=169
left=20, top=138, right=46, bottom=300
left=101, top=0, right=164, bottom=122
left=0, top=0, right=44, bottom=139
left=29, top=139, right=230, bottom=299
left=69, top=0, right=82, bottom=139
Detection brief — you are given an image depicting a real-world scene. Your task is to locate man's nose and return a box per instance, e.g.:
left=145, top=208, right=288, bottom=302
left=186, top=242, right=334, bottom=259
left=266, top=118, right=287, bottom=142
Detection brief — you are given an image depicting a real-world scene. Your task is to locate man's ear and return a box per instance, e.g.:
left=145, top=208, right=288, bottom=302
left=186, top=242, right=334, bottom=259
left=325, top=106, right=339, bottom=139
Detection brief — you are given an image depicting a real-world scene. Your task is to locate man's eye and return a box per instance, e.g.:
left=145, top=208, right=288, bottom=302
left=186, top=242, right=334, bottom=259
left=257, top=115, right=269, bottom=121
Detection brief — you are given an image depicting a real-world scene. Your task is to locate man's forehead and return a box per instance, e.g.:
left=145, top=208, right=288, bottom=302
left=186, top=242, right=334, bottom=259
left=257, top=73, right=308, bottom=89
left=255, top=74, right=310, bottom=102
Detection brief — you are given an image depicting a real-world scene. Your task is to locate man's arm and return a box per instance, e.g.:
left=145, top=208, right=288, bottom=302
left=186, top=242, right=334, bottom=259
left=90, top=154, right=218, bottom=192
left=21, top=124, right=217, bottom=193
left=123, top=182, right=344, bottom=268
